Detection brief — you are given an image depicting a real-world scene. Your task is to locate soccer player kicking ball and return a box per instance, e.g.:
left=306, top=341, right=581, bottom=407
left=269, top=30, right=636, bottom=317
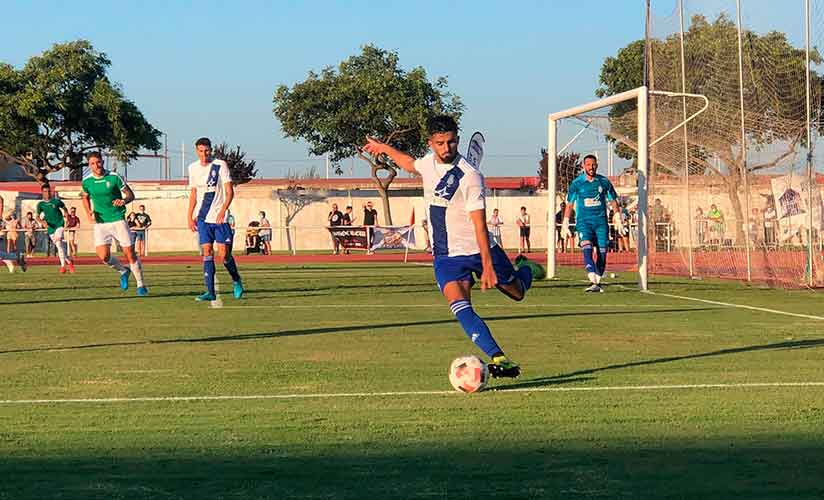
left=81, top=152, right=148, bottom=296
left=0, top=196, right=26, bottom=272
left=37, top=185, right=75, bottom=274
left=561, top=154, right=622, bottom=293
left=187, top=137, right=244, bottom=302
left=363, top=116, right=542, bottom=378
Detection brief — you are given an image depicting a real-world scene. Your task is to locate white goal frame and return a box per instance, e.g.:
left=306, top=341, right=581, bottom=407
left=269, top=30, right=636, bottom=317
left=546, top=86, right=650, bottom=290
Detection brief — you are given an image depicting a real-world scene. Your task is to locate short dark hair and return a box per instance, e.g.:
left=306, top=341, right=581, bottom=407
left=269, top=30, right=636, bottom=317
left=86, top=151, right=103, bottom=161
left=427, top=115, right=459, bottom=136
left=520, top=206, right=527, bottom=211
left=195, top=137, right=212, bottom=148
left=583, top=154, right=598, bottom=164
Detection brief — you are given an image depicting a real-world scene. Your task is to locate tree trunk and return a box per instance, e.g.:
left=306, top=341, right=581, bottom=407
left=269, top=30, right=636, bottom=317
left=722, top=163, right=746, bottom=245
left=369, top=163, right=397, bottom=226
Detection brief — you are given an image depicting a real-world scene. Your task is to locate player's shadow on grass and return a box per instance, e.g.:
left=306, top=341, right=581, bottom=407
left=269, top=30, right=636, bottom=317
left=496, top=337, right=824, bottom=391
left=0, top=307, right=716, bottom=355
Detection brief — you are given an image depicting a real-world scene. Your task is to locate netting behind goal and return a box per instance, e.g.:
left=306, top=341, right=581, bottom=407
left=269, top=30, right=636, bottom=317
left=552, top=0, right=824, bottom=289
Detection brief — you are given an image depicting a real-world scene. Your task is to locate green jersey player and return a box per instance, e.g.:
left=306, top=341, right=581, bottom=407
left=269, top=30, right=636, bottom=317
left=80, top=151, right=148, bottom=296
left=37, top=186, right=75, bottom=274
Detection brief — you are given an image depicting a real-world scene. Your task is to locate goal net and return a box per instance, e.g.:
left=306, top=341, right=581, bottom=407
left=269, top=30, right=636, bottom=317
left=549, top=0, right=824, bottom=289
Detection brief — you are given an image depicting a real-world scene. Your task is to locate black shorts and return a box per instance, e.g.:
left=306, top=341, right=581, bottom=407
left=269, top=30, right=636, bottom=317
left=520, top=227, right=531, bottom=238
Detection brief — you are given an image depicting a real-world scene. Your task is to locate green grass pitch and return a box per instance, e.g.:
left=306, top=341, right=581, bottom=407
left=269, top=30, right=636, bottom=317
left=1, top=263, right=824, bottom=499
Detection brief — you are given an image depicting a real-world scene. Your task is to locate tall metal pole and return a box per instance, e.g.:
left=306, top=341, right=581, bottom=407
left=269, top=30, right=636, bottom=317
left=608, top=140, right=614, bottom=176
left=806, top=0, right=815, bottom=286
left=735, top=0, right=752, bottom=281
left=679, top=0, right=695, bottom=277
left=163, top=133, right=169, bottom=180
left=547, top=117, right=558, bottom=279
left=638, top=86, right=650, bottom=291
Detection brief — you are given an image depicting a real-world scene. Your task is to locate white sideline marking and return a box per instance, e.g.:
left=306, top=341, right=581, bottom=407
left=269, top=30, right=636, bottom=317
left=216, top=303, right=704, bottom=309
left=1, top=382, right=822, bottom=405
left=645, top=290, right=824, bottom=321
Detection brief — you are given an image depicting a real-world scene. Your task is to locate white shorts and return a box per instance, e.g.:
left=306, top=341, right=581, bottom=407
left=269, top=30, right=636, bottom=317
left=49, top=227, right=65, bottom=243
left=94, top=220, right=134, bottom=248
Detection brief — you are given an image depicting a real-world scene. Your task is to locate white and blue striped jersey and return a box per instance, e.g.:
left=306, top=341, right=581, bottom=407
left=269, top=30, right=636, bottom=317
left=188, top=159, right=231, bottom=224
left=414, top=152, right=489, bottom=257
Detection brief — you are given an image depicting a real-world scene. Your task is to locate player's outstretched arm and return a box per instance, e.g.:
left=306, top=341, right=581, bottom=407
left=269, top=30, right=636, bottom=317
left=362, top=136, right=416, bottom=175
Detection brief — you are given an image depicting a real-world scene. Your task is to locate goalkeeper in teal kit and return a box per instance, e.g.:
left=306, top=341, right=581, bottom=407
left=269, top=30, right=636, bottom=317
left=561, top=154, right=623, bottom=293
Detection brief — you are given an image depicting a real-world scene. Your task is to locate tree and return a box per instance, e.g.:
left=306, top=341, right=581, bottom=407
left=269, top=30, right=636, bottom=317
left=0, top=40, right=160, bottom=186
left=538, top=149, right=581, bottom=194
left=212, top=143, right=258, bottom=184
left=273, top=45, right=463, bottom=225
left=597, top=14, right=823, bottom=243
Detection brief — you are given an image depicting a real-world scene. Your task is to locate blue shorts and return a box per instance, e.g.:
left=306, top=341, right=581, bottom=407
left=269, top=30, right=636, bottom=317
left=197, top=219, right=234, bottom=246
left=576, top=218, right=609, bottom=249
left=133, top=230, right=145, bottom=241
left=433, top=245, right=516, bottom=291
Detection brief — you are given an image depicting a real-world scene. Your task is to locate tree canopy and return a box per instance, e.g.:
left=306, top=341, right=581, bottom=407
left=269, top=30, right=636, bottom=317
left=273, top=44, right=463, bottom=224
left=597, top=14, right=823, bottom=241
left=212, top=143, right=258, bottom=185
left=0, top=40, right=161, bottom=185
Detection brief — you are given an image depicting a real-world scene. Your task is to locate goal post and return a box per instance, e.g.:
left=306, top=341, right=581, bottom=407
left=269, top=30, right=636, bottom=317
left=546, top=86, right=650, bottom=290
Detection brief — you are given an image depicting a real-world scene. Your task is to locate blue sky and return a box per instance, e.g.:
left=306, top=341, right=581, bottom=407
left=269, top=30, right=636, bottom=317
left=5, top=0, right=810, bottom=180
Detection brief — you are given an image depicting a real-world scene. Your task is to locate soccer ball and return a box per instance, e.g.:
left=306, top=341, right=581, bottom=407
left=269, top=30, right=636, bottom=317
left=449, top=355, right=489, bottom=393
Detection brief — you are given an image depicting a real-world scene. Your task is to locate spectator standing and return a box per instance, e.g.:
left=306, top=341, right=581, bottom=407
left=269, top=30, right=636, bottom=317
left=694, top=207, right=706, bottom=246
left=5, top=212, right=19, bottom=254
left=763, top=199, right=777, bottom=247
left=23, top=212, right=38, bottom=257
left=615, top=205, right=630, bottom=252
left=134, top=204, right=152, bottom=257
left=363, top=201, right=378, bottom=253
left=516, top=206, right=531, bottom=253
left=487, top=208, right=504, bottom=248
left=328, top=203, right=344, bottom=255
left=342, top=205, right=355, bottom=254
left=555, top=202, right=566, bottom=252
left=707, top=204, right=724, bottom=245
left=258, top=211, right=272, bottom=255
left=65, top=207, right=80, bottom=256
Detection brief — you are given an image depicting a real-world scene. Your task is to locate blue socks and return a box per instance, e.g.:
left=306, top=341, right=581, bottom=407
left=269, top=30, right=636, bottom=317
left=450, top=300, right=502, bottom=357
left=596, top=248, right=607, bottom=276
left=203, top=256, right=216, bottom=295
left=582, top=244, right=596, bottom=274
left=224, top=255, right=241, bottom=283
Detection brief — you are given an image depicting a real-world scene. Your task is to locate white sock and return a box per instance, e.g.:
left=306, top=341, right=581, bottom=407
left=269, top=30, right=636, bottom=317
left=129, top=260, right=145, bottom=287
left=3, top=259, right=13, bottom=272
left=106, top=255, right=128, bottom=273
left=56, top=240, right=67, bottom=267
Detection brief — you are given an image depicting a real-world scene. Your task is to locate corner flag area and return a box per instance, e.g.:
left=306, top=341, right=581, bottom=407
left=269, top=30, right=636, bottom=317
left=2, top=260, right=824, bottom=499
